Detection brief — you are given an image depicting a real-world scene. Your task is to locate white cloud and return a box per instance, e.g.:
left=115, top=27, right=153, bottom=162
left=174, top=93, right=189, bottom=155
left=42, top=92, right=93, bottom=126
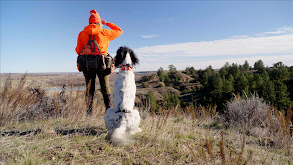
left=141, top=34, right=160, bottom=39
left=231, top=35, right=249, bottom=38
left=263, top=26, right=293, bottom=35
left=133, top=26, right=293, bottom=71
left=135, top=34, right=293, bottom=57
left=264, top=31, right=287, bottom=35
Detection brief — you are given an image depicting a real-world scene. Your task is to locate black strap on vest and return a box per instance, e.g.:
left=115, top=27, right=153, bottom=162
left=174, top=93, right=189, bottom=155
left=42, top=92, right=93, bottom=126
left=88, top=35, right=102, bottom=55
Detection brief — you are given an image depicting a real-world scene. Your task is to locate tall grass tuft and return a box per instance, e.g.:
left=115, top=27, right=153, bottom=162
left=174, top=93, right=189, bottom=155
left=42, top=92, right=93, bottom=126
left=220, top=131, right=226, bottom=164
left=204, top=136, right=215, bottom=164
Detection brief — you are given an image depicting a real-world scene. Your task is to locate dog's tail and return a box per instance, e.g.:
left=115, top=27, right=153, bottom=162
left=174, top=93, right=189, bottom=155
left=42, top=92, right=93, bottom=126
left=110, top=126, right=134, bottom=146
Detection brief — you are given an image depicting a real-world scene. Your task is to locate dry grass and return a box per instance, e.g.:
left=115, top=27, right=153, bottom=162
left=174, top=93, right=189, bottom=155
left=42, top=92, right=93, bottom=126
left=0, top=75, right=292, bottom=164
left=1, top=113, right=291, bottom=164
left=0, top=74, right=106, bottom=126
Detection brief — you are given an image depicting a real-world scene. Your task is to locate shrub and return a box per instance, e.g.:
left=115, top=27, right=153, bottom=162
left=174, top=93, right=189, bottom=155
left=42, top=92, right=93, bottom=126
left=224, top=93, right=292, bottom=147
left=142, top=82, right=149, bottom=88
left=141, top=76, right=150, bottom=82
left=158, top=82, right=165, bottom=87
left=157, top=67, right=164, bottom=77
left=181, top=89, right=188, bottom=95
left=159, top=75, right=165, bottom=83
left=163, top=92, right=180, bottom=109
left=150, top=73, right=156, bottom=80
left=224, top=93, right=268, bottom=131
left=174, top=86, right=180, bottom=91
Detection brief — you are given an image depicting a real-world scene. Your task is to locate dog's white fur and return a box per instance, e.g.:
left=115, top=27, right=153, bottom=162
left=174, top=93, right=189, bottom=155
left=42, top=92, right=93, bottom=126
left=104, top=49, right=141, bottom=145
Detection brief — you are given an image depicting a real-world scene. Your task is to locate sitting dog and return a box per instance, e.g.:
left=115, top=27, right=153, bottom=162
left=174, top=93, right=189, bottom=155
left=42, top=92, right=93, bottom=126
left=104, top=46, right=142, bottom=145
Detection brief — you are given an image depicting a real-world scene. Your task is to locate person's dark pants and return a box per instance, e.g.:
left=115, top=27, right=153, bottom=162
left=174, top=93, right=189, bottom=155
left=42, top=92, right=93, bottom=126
left=83, top=69, right=112, bottom=115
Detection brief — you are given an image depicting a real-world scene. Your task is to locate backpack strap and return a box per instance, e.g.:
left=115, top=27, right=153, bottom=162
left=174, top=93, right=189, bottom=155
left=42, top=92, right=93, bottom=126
left=93, top=35, right=102, bottom=55
left=88, top=35, right=102, bottom=55
left=88, top=35, right=94, bottom=53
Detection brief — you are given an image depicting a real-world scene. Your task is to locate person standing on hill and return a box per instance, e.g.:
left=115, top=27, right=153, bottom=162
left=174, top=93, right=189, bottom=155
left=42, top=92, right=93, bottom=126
left=75, top=9, right=123, bottom=115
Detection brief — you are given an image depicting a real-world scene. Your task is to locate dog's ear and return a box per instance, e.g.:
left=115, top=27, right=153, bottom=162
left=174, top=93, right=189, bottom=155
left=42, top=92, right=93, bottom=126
left=130, top=49, right=139, bottom=66
left=115, top=46, right=125, bottom=67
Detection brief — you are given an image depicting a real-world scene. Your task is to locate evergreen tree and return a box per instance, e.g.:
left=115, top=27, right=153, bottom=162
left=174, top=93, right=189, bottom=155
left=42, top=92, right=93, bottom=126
left=198, top=69, right=204, bottom=83
left=235, top=73, right=249, bottom=94
left=202, top=72, right=209, bottom=87
left=159, top=61, right=293, bottom=113
left=165, top=76, right=171, bottom=86
left=168, top=64, right=177, bottom=73
left=246, top=72, right=254, bottom=90
left=157, top=67, right=164, bottom=77
left=219, top=65, right=228, bottom=78
left=270, top=62, right=289, bottom=81
left=262, top=71, right=270, bottom=81
left=252, top=74, right=264, bottom=93
left=206, top=65, right=214, bottom=76
left=210, top=74, right=223, bottom=103
left=274, top=80, right=291, bottom=110
left=163, top=93, right=180, bottom=109
left=261, top=81, right=276, bottom=104
left=228, top=74, right=235, bottom=84
left=286, top=66, right=293, bottom=103
left=222, top=77, right=234, bottom=101
left=254, top=60, right=265, bottom=72
left=157, top=67, right=165, bottom=82
left=289, top=66, right=293, bottom=80
left=189, top=66, right=196, bottom=77
left=228, top=63, right=240, bottom=77
left=184, top=67, right=191, bottom=75
left=243, top=60, right=250, bottom=72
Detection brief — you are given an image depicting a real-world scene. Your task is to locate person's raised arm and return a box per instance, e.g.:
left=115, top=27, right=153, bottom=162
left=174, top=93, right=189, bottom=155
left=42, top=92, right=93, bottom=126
left=102, top=19, right=123, bottom=41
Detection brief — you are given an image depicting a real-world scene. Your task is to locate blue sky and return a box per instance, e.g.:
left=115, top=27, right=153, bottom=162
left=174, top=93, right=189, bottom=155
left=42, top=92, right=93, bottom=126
left=1, top=1, right=293, bottom=73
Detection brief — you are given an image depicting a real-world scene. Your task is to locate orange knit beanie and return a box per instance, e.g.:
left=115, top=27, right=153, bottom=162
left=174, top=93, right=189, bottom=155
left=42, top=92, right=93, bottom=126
left=89, top=9, right=101, bottom=23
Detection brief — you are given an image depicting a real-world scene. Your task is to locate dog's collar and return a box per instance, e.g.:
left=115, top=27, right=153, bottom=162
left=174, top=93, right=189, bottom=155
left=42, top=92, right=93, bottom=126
left=120, top=66, right=132, bottom=71
left=118, top=64, right=133, bottom=73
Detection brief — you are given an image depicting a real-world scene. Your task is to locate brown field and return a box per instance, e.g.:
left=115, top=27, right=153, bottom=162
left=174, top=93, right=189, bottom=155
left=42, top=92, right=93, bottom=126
left=0, top=71, right=153, bottom=91
left=0, top=70, right=197, bottom=105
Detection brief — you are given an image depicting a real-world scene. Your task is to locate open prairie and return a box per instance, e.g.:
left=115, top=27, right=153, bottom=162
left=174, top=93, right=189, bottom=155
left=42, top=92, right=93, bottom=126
left=0, top=71, right=196, bottom=106
left=0, top=72, right=153, bottom=91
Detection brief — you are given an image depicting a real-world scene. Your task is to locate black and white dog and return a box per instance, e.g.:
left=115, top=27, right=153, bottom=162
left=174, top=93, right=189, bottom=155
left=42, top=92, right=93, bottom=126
left=104, top=46, right=142, bottom=145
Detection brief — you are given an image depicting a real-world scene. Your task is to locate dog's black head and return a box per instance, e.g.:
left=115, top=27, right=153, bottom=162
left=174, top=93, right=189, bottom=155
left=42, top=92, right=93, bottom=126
left=115, top=46, right=139, bottom=67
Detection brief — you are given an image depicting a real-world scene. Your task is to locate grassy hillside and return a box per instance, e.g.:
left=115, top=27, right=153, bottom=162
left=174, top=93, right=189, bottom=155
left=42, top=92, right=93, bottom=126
left=1, top=113, right=291, bottom=164
left=135, top=70, right=201, bottom=108
left=0, top=74, right=292, bottom=164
